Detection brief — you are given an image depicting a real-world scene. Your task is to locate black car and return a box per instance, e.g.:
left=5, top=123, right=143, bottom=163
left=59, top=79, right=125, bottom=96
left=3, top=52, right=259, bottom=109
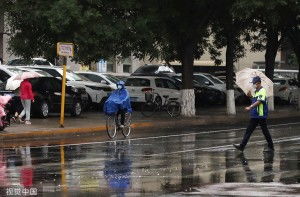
left=1, top=77, right=88, bottom=118
left=170, top=76, right=226, bottom=106
left=28, top=77, right=88, bottom=118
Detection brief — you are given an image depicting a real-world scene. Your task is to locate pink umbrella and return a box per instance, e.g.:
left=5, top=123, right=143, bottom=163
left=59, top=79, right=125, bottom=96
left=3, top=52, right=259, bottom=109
left=13, top=71, right=40, bottom=81
left=0, top=95, right=11, bottom=118
left=0, top=95, right=11, bottom=106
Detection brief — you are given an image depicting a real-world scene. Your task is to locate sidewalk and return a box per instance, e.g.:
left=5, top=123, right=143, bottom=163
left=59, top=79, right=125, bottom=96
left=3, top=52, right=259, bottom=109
left=1, top=106, right=299, bottom=143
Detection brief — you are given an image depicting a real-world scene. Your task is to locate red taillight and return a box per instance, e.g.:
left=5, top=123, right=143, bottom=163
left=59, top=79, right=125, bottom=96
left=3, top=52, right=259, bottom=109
left=279, top=87, right=288, bottom=92
left=141, top=88, right=153, bottom=92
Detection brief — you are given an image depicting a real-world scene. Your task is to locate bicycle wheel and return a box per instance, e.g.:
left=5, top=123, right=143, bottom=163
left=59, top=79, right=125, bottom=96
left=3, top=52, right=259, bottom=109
left=122, top=113, right=131, bottom=137
left=167, top=101, right=181, bottom=117
left=106, top=115, right=117, bottom=139
left=141, top=102, right=156, bottom=117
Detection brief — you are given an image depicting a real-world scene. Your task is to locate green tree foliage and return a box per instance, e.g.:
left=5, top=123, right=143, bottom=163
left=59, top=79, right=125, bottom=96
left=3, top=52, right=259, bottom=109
left=130, top=0, right=223, bottom=89
left=1, top=0, right=135, bottom=63
left=211, top=0, right=252, bottom=91
left=234, top=0, right=300, bottom=81
left=283, top=0, right=300, bottom=80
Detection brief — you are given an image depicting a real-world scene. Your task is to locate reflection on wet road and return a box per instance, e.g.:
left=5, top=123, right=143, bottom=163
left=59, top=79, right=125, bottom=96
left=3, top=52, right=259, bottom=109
left=1, top=122, right=300, bottom=196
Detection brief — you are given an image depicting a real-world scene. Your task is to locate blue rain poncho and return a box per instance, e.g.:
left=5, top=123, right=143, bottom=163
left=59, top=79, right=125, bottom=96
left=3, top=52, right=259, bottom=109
left=103, top=82, right=132, bottom=115
left=104, top=157, right=132, bottom=192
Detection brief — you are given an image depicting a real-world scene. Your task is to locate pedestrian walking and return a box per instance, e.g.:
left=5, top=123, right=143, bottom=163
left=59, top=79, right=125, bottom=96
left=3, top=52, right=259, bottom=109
left=233, top=76, right=274, bottom=152
left=18, top=79, right=34, bottom=125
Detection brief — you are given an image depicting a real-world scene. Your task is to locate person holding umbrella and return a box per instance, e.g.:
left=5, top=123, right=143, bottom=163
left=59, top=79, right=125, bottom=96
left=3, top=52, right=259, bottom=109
left=233, top=75, right=274, bottom=152
left=15, top=72, right=39, bottom=125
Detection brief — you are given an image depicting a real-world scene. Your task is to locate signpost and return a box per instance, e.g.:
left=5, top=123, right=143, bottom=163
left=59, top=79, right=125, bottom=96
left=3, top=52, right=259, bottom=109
left=57, top=42, right=74, bottom=127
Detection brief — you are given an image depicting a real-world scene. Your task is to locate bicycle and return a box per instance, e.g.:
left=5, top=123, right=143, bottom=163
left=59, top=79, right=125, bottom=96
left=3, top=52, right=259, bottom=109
left=106, top=112, right=132, bottom=139
left=141, top=91, right=181, bottom=117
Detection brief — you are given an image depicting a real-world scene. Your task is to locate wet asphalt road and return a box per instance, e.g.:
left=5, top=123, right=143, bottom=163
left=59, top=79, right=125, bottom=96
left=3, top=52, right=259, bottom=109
left=0, top=121, right=300, bottom=196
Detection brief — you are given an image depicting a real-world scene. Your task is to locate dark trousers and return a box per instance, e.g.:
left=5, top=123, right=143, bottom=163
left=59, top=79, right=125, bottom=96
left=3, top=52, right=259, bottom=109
left=240, top=118, right=274, bottom=149
left=117, top=109, right=125, bottom=125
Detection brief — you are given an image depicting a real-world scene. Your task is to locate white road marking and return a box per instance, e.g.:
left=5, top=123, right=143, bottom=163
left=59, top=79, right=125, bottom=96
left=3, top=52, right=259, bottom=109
left=147, top=136, right=300, bottom=156
left=9, top=121, right=300, bottom=149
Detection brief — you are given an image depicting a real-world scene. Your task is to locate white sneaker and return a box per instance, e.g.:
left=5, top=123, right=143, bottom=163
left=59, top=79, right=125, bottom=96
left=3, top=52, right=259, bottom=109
left=25, top=121, right=31, bottom=125
left=119, top=125, right=124, bottom=129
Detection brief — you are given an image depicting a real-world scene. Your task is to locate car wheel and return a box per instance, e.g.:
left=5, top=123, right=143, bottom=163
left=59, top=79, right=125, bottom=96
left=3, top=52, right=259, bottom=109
left=71, top=101, right=82, bottom=117
left=38, top=101, right=49, bottom=118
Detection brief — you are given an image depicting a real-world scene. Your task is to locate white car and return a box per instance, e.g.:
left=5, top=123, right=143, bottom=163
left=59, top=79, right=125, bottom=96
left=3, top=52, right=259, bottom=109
left=22, top=66, right=114, bottom=105
left=125, top=76, right=181, bottom=104
left=7, top=57, right=55, bottom=67
left=75, top=71, right=119, bottom=89
left=0, top=66, right=50, bottom=90
left=273, top=77, right=299, bottom=103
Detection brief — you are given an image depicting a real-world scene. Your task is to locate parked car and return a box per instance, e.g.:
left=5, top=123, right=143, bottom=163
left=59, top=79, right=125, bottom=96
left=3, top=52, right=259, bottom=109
left=7, top=58, right=54, bottom=67
left=131, top=64, right=176, bottom=76
left=192, top=72, right=247, bottom=104
left=22, top=66, right=114, bottom=106
left=76, top=71, right=119, bottom=89
left=0, top=77, right=88, bottom=118
left=125, top=76, right=181, bottom=105
left=273, top=77, right=299, bottom=104
left=170, top=75, right=226, bottom=106
left=0, top=66, right=50, bottom=90
left=106, top=72, right=130, bottom=82
left=193, top=73, right=226, bottom=92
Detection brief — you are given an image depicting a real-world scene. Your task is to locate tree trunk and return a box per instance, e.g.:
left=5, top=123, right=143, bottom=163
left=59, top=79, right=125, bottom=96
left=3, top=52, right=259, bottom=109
left=267, top=97, right=274, bottom=111
left=225, top=30, right=236, bottom=115
left=265, top=27, right=279, bottom=111
left=181, top=40, right=195, bottom=117
left=294, top=45, right=300, bottom=109
left=287, top=28, right=300, bottom=109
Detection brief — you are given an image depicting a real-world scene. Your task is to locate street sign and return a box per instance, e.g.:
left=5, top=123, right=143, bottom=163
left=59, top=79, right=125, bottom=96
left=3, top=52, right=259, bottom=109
left=57, top=42, right=74, bottom=57
left=57, top=41, right=73, bottom=127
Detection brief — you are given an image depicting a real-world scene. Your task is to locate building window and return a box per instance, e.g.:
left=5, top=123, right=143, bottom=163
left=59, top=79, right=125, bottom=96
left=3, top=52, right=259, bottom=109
left=123, top=64, right=132, bottom=73
left=107, top=63, right=114, bottom=72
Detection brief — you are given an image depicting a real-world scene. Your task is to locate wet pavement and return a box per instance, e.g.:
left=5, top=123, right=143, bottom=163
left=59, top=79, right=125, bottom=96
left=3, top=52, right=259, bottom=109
left=0, top=121, right=300, bottom=196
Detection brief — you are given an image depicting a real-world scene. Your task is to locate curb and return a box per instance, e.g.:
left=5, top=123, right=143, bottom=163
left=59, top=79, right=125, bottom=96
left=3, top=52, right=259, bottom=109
left=1, top=112, right=299, bottom=142
left=0, top=122, right=154, bottom=141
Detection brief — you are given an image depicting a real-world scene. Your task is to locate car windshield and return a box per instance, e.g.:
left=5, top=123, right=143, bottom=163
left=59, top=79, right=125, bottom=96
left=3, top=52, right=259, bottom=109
left=6, top=68, right=25, bottom=74
left=103, top=74, right=120, bottom=84
left=203, top=74, right=224, bottom=84
left=174, top=76, right=201, bottom=86
left=18, top=68, right=52, bottom=77
left=67, top=71, right=89, bottom=81
left=125, top=78, right=151, bottom=86
left=7, top=59, right=34, bottom=66
left=273, top=79, right=286, bottom=85
left=174, top=76, right=182, bottom=82
left=31, top=70, right=52, bottom=77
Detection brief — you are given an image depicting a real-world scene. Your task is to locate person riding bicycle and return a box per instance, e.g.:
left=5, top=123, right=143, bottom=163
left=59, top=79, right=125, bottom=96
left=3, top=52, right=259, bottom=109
left=103, top=81, right=132, bottom=128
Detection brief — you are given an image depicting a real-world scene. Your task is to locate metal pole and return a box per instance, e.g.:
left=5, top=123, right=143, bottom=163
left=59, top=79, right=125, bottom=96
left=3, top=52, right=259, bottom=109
left=60, top=57, right=67, bottom=127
